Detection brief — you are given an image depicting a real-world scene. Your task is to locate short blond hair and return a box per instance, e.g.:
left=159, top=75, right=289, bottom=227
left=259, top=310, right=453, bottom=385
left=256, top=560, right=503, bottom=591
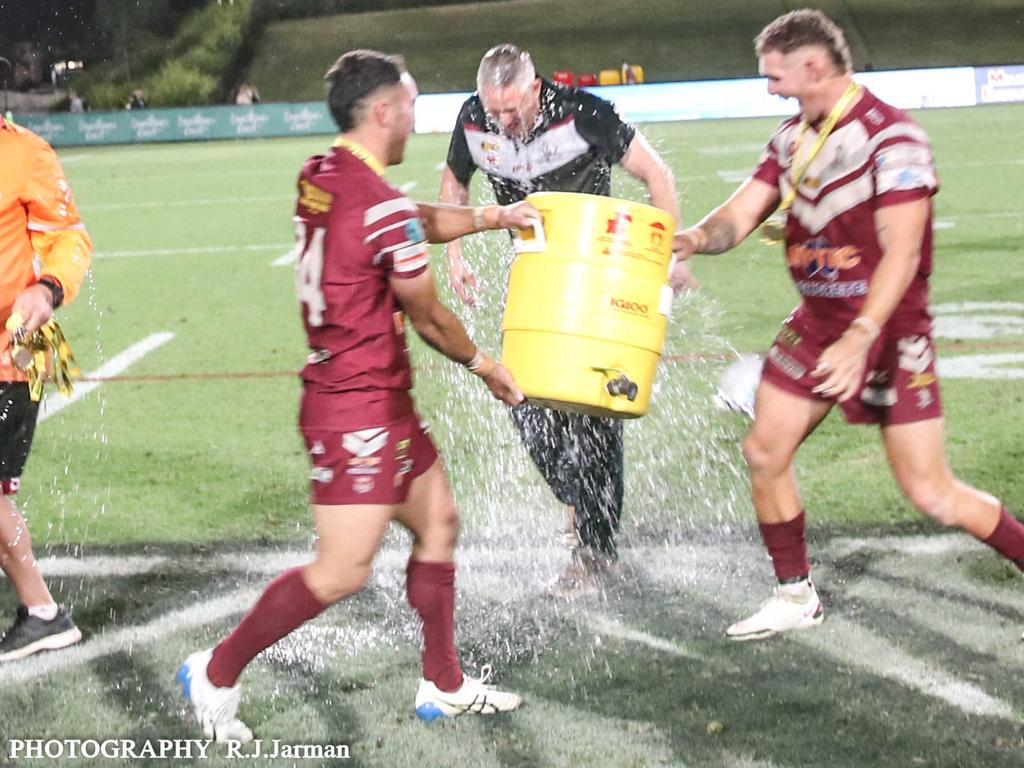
left=755, top=9, right=852, bottom=73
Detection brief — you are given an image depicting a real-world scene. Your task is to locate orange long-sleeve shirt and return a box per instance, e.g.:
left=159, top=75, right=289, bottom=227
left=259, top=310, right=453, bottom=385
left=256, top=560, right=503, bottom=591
left=0, top=116, right=93, bottom=382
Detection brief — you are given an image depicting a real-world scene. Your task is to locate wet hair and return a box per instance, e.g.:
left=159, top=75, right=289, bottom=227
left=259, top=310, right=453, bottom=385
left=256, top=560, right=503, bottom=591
left=476, top=44, right=536, bottom=93
left=754, top=9, right=852, bottom=73
left=324, top=49, right=407, bottom=131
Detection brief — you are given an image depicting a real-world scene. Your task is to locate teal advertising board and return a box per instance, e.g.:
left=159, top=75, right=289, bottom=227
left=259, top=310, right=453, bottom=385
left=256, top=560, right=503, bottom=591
left=15, top=103, right=335, bottom=148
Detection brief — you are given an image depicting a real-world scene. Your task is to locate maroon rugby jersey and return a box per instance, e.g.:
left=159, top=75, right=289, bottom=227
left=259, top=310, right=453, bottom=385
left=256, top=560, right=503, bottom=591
left=753, top=88, right=938, bottom=334
left=292, top=138, right=430, bottom=416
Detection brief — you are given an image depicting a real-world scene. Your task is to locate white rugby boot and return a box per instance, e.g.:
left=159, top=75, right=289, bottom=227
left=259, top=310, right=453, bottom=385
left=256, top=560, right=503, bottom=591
left=414, top=665, right=522, bottom=721
left=726, top=578, right=824, bottom=641
left=176, top=649, right=254, bottom=742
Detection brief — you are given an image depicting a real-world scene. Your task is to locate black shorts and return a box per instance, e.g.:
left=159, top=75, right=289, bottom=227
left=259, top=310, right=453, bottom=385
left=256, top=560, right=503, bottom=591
left=0, top=382, right=40, bottom=494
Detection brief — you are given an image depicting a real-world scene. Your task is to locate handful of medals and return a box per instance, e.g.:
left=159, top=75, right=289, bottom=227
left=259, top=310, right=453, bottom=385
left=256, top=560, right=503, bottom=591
left=5, top=311, right=79, bottom=402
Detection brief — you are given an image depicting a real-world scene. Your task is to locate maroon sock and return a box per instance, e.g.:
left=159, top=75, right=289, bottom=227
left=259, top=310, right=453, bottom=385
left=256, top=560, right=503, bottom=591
left=983, top=507, right=1024, bottom=571
left=208, top=567, right=327, bottom=688
left=406, top=559, right=463, bottom=692
left=759, top=511, right=810, bottom=582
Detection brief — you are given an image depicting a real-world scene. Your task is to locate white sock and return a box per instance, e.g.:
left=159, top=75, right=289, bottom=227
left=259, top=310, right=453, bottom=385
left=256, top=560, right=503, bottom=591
left=27, top=603, right=59, bottom=621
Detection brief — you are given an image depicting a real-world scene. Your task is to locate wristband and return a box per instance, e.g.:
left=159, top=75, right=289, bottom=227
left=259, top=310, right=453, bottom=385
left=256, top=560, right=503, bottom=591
left=850, top=315, right=880, bottom=342
left=465, top=349, right=496, bottom=377
left=38, top=276, right=64, bottom=308
left=472, top=206, right=489, bottom=231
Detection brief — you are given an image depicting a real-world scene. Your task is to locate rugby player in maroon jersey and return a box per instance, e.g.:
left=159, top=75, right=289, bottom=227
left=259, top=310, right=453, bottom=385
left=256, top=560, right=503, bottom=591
left=177, top=50, right=539, bottom=740
left=672, top=10, right=1024, bottom=640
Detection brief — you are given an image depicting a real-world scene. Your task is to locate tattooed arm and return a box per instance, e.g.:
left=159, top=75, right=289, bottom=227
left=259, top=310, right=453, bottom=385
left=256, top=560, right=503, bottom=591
left=669, top=177, right=780, bottom=291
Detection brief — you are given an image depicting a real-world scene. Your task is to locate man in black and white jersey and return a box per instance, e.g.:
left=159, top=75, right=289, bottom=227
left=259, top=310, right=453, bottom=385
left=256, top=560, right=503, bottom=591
left=439, top=44, right=696, bottom=595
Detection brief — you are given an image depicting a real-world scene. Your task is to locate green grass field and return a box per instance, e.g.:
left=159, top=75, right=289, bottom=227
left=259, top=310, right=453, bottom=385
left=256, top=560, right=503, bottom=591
left=0, top=103, right=1022, bottom=767
left=248, top=0, right=1024, bottom=98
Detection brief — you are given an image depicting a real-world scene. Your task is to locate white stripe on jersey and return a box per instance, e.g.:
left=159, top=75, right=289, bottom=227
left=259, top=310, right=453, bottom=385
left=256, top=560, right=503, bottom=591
left=378, top=239, right=416, bottom=255
left=780, top=117, right=935, bottom=234
left=364, top=196, right=416, bottom=226
left=392, top=243, right=429, bottom=273
left=465, top=119, right=591, bottom=182
left=363, top=218, right=408, bottom=244
left=790, top=173, right=874, bottom=234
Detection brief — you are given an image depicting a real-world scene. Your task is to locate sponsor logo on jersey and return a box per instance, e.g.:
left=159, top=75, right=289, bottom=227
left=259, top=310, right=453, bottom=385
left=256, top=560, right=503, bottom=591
left=342, top=428, right=389, bottom=457
left=767, top=346, right=807, bottom=380
left=404, top=218, right=426, bottom=243
left=786, top=237, right=862, bottom=280
left=394, top=438, right=413, bottom=486
left=776, top=326, right=803, bottom=348
left=299, top=180, right=333, bottom=214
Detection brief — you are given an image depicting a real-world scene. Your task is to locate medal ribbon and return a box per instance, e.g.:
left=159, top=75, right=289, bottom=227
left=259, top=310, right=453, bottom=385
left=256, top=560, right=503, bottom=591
left=778, top=81, right=860, bottom=216
left=5, top=314, right=80, bottom=402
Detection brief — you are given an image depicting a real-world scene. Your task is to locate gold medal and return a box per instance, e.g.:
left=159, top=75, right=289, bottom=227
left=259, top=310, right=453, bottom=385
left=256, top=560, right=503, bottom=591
left=759, top=217, right=787, bottom=245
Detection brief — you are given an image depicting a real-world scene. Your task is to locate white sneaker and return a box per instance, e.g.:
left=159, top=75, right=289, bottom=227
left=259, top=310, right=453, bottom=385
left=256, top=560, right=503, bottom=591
left=414, top=665, right=522, bottom=721
left=176, top=649, right=254, bottom=743
left=726, top=579, right=824, bottom=642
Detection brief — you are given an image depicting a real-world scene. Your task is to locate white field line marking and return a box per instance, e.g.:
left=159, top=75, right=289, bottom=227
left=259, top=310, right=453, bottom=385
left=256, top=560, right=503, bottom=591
left=828, top=532, right=977, bottom=558
left=933, top=301, right=1024, bottom=313
left=716, top=170, right=750, bottom=184
left=433, top=162, right=446, bottom=171
left=95, top=243, right=291, bottom=260
left=398, top=181, right=418, bottom=193
left=847, top=577, right=1024, bottom=661
left=34, top=555, right=170, bottom=578
left=81, top=194, right=292, bottom=212
left=934, top=220, right=955, bottom=229
left=0, top=587, right=259, bottom=688
left=696, top=143, right=765, bottom=155
left=942, top=211, right=1022, bottom=220
left=634, top=540, right=1022, bottom=723
left=795, top=617, right=1019, bottom=720
left=38, top=332, right=175, bottom=423
left=586, top=613, right=703, bottom=660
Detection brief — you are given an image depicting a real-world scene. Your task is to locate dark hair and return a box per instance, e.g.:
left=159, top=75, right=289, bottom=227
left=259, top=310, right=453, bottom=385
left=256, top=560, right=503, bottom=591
left=754, top=9, right=852, bottom=73
left=324, top=49, right=407, bottom=131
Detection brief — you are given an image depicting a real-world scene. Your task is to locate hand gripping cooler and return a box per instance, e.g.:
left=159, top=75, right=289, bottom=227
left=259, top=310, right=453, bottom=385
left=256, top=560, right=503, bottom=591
left=500, top=191, right=674, bottom=419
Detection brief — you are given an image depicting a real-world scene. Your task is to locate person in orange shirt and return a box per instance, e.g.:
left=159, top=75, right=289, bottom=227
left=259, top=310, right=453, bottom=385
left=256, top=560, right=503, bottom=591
left=0, top=114, right=92, bottom=661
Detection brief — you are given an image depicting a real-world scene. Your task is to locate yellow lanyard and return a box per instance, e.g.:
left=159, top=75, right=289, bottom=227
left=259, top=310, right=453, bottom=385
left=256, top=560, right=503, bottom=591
left=333, top=136, right=386, bottom=176
left=779, top=81, right=860, bottom=213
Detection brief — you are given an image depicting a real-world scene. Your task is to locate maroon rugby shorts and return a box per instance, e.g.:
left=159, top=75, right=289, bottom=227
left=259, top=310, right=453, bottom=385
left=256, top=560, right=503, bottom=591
left=761, top=314, right=942, bottom=426
left=300, top=398, right=439, bottom=506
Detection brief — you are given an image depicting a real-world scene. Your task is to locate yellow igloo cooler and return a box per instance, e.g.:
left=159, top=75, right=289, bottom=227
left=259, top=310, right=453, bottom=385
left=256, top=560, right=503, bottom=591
left=501, top=191, right=674, bottom=418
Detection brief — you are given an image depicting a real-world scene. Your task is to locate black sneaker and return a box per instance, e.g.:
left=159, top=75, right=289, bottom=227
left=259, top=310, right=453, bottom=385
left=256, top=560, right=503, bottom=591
left=0, top=606, right=82, bottom=662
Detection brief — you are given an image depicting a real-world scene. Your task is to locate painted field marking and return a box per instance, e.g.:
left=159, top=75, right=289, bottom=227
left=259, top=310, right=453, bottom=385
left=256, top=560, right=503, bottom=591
left=81, top=194, right=292, bottom=212
left=586, top=613, right=704, bottom=660
left=716, top=170, right=750, bottom=184
left=796, top=617, right=1018, bottom=720
left=39, top=332, right=175, bottom=423
left=0, top=587, right=259, bottom=688
left=95, top=243, right=291, bottom=260
left=696, top=143, right=765, bottom=155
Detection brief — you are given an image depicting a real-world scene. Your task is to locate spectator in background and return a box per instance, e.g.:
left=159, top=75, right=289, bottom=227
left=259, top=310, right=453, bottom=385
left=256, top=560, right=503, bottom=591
left=126, top=89, right=146, bottom=110
left=68, top=91, right=84, bottom=114
left=235, top=83, right=260, bottom=106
